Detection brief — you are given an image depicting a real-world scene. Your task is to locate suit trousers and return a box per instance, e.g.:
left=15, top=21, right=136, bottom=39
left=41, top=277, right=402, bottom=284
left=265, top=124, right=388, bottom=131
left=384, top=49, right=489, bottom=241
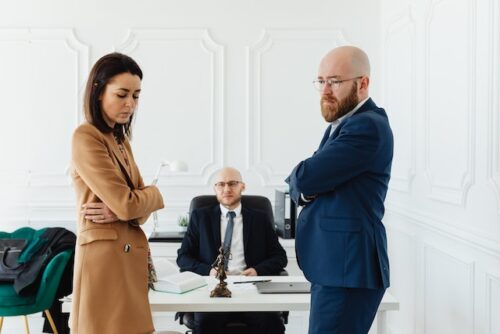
left=194, top=311, right=285, bottom=334
left=309, top=284, right=385, bottom=334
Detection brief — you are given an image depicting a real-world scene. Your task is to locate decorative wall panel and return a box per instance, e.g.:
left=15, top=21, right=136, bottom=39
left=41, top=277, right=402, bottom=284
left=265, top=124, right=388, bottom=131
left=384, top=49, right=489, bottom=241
left=423, top=244, right=474, bottom=334
left=489, top=0, right=500, bottom=213
left=116, top=29, right=224, bottom=186
left=424, top=0, right=476, bottom=205
left=384, top=9, right=416, bottom=193
left=247, top=29, right=347, bottom=186
left=487, top=274, right=500, bottom=334
left=0, top=28, right=88, bottom=187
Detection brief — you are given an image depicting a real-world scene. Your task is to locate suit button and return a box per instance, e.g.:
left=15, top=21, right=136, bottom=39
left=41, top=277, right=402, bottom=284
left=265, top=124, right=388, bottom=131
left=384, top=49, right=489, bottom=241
left=124, top=244, right=131, bottom=253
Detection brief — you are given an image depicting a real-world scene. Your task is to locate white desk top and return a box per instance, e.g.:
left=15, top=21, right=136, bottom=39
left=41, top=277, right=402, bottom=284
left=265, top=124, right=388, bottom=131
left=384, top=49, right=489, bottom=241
left=62, top=276, right=399, bottom=313
left=150, top=276, right=308, bottom=312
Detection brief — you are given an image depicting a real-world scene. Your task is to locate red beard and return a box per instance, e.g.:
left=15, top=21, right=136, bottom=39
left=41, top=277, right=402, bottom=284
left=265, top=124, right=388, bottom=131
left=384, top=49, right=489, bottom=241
left=320, top=82, right=359, bottom=122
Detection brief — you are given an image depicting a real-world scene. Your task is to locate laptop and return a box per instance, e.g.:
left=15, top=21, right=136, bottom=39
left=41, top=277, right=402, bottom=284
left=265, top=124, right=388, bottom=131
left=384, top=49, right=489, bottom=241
left=255, top=281, right=311, bottom=294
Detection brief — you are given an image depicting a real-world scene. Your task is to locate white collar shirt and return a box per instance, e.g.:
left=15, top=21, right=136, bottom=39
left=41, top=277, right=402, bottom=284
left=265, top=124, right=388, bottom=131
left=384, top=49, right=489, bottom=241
left=219, top=203, right=246, bottom=274
left=329, top=97, right=370, bottom=136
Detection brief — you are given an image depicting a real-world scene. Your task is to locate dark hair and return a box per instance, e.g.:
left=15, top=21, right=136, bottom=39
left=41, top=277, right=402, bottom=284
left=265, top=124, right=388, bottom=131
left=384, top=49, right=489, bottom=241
left=83, top=52, right=143, bottom=143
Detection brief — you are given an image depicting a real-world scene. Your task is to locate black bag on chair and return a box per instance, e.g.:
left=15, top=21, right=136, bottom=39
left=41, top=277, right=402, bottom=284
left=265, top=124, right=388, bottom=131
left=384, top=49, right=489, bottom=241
left=0, top=239, right=27, bottom=282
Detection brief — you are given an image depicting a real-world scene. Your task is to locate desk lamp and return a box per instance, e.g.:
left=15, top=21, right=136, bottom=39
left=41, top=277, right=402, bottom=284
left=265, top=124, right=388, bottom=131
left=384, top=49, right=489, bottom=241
left=151, top=160, right=188, bottom=234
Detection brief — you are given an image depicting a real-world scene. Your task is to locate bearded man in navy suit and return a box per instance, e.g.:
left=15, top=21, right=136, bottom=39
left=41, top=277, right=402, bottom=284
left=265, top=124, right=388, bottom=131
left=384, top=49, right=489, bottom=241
left=286, top=46, right=394, bottom=334
left=178, top=167, right=287, bottom=334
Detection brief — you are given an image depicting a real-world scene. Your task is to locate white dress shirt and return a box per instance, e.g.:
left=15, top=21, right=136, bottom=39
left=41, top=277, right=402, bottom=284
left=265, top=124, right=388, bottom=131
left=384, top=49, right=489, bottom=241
left=220, top=203, right=246, bottom=274
left=329, top=97, right=369, bottom=136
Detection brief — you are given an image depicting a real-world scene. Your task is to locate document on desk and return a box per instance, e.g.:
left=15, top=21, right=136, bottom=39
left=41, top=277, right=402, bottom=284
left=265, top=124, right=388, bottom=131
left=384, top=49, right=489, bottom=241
left=221, top=276, right=272, bottom=291
left=199, top=276, right=262, bottom=291
left=153, top=258, right=207, bottom=294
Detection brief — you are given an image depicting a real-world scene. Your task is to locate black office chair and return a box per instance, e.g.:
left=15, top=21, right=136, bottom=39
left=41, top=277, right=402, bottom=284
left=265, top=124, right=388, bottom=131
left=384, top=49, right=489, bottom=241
left=189, top=195, right=274, bottom=226
left=175, top=195, right=288, bottom=334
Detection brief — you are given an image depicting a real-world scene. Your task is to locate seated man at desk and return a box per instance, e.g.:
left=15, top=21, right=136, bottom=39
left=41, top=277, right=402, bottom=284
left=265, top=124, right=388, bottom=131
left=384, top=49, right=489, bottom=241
left=177, top=167, right=287, bottom=334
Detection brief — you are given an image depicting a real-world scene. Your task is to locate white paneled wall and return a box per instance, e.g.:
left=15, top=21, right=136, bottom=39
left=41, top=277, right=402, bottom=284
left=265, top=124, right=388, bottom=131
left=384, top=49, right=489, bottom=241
left=2, top=0, right=498, bottom=333
left=0, top=0, right=382, bottom=236
left=246, top=29, right=347, bottom=186
left=381, top=0, right=500, bottom=333
left=118, top=29, right=225, bottom=187
left=0, top=0, right=381, bottom=333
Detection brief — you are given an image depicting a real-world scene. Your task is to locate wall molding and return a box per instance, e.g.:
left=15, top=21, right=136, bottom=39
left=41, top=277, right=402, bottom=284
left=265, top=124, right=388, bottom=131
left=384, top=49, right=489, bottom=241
left=0, top=28, right=89, bottom=99
left=6, top=199, right=193, bottom=228
left=0, top=28, right=89, bottom=184
left=383, top=6, right=417, bottom=193
left=25, top=171, right=72, bottom=188
left=246, top=29, right=347, bottom=186
left=486, top=274, right=500, bottom=334
left=386, top=202, right=500, bottom=259
left=386, top=220, right=418, bottom=245
left=116, top=28, right=225, bottom=186
left=384, top=224, right=417, bottom=334
left=423, top=0, right=476, bottom=206
left=488, top=0, right=500, bottom=214
left=423, top=243, right=475, bottom=333
left=0, top=171, right=32, bottom=187
left=25, top=199, right=192, bottom=210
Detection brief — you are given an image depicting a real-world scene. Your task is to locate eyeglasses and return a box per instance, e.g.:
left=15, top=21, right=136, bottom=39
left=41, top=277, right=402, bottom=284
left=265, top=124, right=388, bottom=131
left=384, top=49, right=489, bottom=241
left=214, top=180, right=242, bottom=190
left=312, top=76, right=362, bottom=91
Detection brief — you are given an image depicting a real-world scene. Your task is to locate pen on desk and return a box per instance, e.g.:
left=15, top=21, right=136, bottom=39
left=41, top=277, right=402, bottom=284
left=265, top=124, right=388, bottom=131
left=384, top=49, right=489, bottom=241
left=233, top=279, right=272, bottom=284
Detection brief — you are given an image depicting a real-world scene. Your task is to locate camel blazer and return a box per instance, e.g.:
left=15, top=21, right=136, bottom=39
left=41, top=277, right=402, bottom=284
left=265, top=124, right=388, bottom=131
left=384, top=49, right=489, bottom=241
left=70, top=123, right=164, bottom=334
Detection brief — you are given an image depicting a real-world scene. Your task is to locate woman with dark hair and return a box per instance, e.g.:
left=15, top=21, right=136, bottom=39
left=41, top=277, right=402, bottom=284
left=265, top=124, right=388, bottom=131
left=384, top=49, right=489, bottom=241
left=70, top=53, right=164, bottom=333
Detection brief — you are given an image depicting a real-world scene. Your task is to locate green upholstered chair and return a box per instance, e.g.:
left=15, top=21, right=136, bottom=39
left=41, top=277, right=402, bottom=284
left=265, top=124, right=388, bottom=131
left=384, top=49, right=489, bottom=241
left=0, top=227, right=73, bottom=334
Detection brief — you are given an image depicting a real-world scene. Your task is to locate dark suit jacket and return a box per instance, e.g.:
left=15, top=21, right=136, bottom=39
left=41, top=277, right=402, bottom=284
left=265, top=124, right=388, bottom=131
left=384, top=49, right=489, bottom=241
left=286, top=98, right=393, bottom=289
left=177, top=205, right=287, bottom=276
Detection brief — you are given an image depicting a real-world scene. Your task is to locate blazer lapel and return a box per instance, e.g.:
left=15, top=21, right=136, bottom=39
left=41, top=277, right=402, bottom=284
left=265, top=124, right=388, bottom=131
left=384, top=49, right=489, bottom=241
left=328, top=98, right=378, bottom=142
left=317, top=124, right=332, bottom=152
left=241, top=207, right=252, bottom=252
left=211, top=206, right=222, bottom=250
left=106, top=135, right=133, bottom=184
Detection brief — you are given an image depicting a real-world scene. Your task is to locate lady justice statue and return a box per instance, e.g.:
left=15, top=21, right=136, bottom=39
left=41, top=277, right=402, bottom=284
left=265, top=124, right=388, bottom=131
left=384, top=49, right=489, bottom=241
left=210, top=246, right=232, bottom=297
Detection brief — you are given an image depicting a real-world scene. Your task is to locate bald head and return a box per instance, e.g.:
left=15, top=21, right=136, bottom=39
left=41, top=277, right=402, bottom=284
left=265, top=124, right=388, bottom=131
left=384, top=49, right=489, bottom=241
left=316, top=46, right=371, bottom=122
left=214, top=167, right=243, bottom=183
left=214, top=167, right=246, bottom=210
left=320, top=46, right=371, bottom=78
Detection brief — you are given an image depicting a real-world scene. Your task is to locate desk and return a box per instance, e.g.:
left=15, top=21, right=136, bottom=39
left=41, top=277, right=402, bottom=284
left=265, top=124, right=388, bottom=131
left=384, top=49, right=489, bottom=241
left=62, top=276, right=399, bottom=334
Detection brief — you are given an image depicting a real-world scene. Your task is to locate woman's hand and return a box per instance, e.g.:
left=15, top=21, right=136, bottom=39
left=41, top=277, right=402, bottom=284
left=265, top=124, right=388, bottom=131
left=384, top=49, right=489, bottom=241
left=82, top=202, right=119, bottom=224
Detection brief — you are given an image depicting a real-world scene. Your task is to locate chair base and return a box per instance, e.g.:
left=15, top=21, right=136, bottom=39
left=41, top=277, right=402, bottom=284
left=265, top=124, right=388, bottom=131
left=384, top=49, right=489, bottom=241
left=0, top=310, right=58, bottom=334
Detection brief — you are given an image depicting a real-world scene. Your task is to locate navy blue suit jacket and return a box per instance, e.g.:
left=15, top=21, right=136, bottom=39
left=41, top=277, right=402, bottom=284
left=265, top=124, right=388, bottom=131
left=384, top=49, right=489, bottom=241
left=177, top=205, right=287, bottom=276
left=286, top=98, right=393, bottom=289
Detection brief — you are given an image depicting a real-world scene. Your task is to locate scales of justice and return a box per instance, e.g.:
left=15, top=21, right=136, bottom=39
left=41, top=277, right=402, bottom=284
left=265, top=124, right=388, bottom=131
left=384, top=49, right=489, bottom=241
left=210, top=246, right=232, bottom=298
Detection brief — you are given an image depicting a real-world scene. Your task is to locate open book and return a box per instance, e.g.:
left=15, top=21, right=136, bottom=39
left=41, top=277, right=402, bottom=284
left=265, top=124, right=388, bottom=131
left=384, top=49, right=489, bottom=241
left=152, top=258, right=207, bottom=294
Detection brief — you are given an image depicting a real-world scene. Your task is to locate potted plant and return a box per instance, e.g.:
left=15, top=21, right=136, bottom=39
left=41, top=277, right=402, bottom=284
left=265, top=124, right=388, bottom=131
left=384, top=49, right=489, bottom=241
left=177, top=214, right=189, bottom=232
